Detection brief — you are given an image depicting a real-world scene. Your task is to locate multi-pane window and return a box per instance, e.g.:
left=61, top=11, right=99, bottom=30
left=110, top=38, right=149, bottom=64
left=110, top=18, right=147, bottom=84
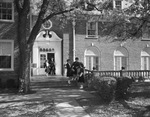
left=86, top=22, right=98, bottom=38
left=141, top=56, right=150, bottom=70
left=0, top=40, right=14, bottom=70
left=86, top=56, right=99, bottom=70
left=0, top=0, right=14, bottom=21
left=142, top=24, right=150, bottom=40
left=40, top=54, right=46, bottom=68
left=115, top=0, right=122, bottom=10
left=114, top=56, right=128, bottom=70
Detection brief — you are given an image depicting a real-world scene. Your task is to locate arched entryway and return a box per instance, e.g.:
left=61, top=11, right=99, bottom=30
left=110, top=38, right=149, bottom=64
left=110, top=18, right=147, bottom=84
left=32, top=31, right=62, bottom=75
left=84, top=46, right=100, bottom=70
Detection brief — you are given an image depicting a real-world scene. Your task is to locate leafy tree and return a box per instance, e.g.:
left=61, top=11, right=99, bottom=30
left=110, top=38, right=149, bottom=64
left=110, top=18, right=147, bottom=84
left=15, top=0, right=112, bottom=93
left=14, top=0, right=149, bottom=93
left=14, top=0, right=82, bottom=93
left=91, top=0, right=150, bottom=41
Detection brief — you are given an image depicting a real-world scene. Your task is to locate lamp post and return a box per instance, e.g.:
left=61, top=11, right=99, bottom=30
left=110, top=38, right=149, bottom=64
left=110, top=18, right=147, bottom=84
left=72, top=18, right=76, bottom=61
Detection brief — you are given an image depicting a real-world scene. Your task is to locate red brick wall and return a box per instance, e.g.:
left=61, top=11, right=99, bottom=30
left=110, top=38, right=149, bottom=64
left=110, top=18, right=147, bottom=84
left=0, top=15, right=19, bottom=88
left=62, top=19, right=150, bottom=71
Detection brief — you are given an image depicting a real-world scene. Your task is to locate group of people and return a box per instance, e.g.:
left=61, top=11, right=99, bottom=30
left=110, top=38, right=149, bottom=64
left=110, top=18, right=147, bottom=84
left=44, top=58, right=55, bottom=76
left=65, top=57, right=85, bottom=89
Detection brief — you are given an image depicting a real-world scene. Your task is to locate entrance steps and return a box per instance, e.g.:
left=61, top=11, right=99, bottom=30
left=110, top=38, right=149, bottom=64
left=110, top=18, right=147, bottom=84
left=30, top=75, right=77, bottom=89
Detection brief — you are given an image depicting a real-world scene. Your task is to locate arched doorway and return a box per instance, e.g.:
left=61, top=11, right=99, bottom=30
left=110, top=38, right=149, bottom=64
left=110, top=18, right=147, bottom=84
left=84, top=46, right=100, bottom=70
left=32, top=31, right=62, bottom=75
left=114, top=46, right=129, bottom=70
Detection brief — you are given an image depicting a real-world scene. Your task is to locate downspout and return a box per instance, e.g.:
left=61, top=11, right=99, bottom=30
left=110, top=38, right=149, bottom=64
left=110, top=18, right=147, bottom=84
left=72, top=19, right=76, bottom=61
left=29, top=8, right=33, bottom=78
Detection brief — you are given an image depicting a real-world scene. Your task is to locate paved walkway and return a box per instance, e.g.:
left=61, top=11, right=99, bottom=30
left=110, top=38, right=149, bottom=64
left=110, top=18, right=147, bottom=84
left=30, top=75, right=94, bottom=117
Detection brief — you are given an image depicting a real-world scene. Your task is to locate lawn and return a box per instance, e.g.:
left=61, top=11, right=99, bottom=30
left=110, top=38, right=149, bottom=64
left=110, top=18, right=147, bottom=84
left=77, top=82, right=150, bottom=117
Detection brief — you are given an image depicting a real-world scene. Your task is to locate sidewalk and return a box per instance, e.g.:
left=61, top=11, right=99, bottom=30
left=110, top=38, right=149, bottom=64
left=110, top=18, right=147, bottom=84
left=31, top=75, right=93, bottom=117
left=0, top=75, right=95, bottom=117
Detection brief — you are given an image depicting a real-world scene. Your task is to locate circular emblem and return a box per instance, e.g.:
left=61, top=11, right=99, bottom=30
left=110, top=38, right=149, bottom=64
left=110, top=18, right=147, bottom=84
left=42, top=20, right=52, bottom=29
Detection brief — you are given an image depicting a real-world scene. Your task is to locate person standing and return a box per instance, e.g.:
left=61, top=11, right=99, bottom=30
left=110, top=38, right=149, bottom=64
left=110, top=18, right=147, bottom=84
left=49, top=58, right=55, bottom=75
left=77, top=65, right=85, bottom=89
left=71, top=57, right=84, bottom=83
left=71, top=57, right=81, bottom=77
left=66, top=59, right=72, bottom=84
left=44, top=60, right=50, bottom=76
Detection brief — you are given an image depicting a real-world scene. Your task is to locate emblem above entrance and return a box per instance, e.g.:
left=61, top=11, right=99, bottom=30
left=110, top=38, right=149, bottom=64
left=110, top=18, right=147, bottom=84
left=42, top=20, right=52, bottom=29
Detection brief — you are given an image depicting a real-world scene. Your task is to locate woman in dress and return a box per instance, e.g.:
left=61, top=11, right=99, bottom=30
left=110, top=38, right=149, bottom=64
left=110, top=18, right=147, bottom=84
left=44, top=60, right=50, bottom=76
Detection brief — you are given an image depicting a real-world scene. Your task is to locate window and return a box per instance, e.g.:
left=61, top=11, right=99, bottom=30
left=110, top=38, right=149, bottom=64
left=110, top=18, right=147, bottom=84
left=114, top=56, right=128, bottom=70
left=142, top=23, right=150, bottom=41
left=40, top=54, right=46, bottom=68
left=86, top=56, right=99, bottom=70
left=85, top=47, right=100, bottom=70
left=114, top=46, right=129, bottom=70
left=0, top=0, right=14, bottom=22
left=114, top=0, right=122, bottom=10
left=0, top=40, right=14, bottom=71
left=141, top=56, right=150, bottom=70
left=141, top=47, right=150, bottom=70
left=86, top=22, right=98, bottom=38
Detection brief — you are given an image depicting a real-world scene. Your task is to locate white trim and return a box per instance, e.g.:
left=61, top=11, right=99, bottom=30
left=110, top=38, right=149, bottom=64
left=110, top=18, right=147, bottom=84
left=113, top=0, right=122, bottom=10
left=0, top=40, right=14, bottom=71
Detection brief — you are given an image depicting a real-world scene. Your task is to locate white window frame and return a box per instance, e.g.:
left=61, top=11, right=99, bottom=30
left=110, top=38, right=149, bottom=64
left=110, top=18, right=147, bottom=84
left=86, top=21, right=98, bottom=38
left=114, top=56, right=128, bottom=70
left=114, top=0, right=122, bottom=10
left=0, top=40, right=14, bottom=71
left=39, top=52, right=47, bottom=68
left=141, top=56, right=150, bottom=70
left=0, top=0, right=14, bottom=22
left=85, top=55, right=99, bottom=70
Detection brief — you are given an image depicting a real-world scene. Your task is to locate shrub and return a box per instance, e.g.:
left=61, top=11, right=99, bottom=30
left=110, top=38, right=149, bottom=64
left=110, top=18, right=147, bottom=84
left=85, top=73, right=134, bottom=101
left=115, top=76, right=134, bottom=100
left=89, top=76, right=117, bottom=102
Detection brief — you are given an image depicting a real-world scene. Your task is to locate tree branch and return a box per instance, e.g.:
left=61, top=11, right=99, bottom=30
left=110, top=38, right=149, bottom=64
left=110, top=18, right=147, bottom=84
left=22, top=0, right=30, bottom=15
left=27, top=0, right=50, bottom=45
left=14, top=0, right=23, bottom=13
left=43, top=8, right=74, bottom=23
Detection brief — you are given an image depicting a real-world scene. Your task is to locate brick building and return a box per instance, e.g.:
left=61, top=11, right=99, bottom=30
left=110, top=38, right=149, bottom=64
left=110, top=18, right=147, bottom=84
left=1, top=0, right=150, bottom=88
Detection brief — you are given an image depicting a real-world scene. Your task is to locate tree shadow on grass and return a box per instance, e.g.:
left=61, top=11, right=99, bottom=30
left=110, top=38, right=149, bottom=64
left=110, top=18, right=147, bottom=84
left=77, top=86, right=150, bottom=117
left=0, top=99, right=57, bottom=117
left=129, top=91, right=150, bottom=98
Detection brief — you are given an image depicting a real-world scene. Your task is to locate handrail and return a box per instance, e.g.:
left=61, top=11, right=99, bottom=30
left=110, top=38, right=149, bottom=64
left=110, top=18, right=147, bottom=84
left=85, top=69, right=150, bottom=80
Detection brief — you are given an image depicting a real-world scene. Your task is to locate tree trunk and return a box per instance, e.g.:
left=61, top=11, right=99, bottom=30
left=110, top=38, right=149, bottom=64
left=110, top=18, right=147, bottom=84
left=19, top=48, right=31, bottom=93
left=17, top=12, right=31, bottom=93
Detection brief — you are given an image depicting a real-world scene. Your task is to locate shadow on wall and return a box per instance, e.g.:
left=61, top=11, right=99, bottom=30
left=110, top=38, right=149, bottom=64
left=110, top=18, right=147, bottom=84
left=6, top=79, right=17, bottom=89
left=0, top=79, right=18, bottom=89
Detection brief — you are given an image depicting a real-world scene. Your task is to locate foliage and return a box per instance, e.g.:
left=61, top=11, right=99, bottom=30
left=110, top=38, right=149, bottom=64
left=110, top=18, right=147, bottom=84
left=85, top=74, right=117, bottom=102
left=114, top=76, right=134, bottom=100
left=13, top=0, right=150, bottom=93
left=85, top=73, right=135, bottom=102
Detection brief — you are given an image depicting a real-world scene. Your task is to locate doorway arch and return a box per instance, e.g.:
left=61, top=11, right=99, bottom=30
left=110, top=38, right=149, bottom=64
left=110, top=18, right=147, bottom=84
left=32, top=31, right=62, bottom=75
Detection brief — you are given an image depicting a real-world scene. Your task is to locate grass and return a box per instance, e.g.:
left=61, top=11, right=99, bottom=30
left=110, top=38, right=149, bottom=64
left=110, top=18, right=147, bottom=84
left=77, top=82, right=150, bottom=117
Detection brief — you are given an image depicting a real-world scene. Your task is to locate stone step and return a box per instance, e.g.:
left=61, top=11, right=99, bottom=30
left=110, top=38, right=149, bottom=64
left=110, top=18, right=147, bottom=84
left=30, top=80, right=78, bottom=89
